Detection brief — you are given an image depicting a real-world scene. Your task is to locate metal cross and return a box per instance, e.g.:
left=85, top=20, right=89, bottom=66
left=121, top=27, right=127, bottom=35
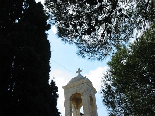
left=76, top=68, right=82, bottom=75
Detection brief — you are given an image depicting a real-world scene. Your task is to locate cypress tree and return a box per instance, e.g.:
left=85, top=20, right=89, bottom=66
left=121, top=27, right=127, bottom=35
left=0, top=0, right=60, bottom=115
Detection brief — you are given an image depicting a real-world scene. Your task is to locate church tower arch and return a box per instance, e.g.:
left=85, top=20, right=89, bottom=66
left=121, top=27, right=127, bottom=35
left=63, top=68, right=98, bottom=116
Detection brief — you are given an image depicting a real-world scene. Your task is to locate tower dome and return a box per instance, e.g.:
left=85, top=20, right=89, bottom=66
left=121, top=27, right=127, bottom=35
left=68, top=74, right=86, bottom=84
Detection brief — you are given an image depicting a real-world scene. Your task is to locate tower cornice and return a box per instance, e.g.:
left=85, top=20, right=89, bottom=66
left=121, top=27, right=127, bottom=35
left=62, top=78, right=97, bottom=94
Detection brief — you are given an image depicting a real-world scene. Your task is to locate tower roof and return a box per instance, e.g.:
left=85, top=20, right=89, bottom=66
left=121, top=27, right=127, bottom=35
left=63, top=68, right=97, bottom=94
left=68, top=74, right=86, bottom=84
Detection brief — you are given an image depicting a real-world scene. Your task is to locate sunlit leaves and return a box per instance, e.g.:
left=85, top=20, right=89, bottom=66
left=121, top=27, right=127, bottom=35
left=45, top=0, right=155, bottom=60
left=101, top=23, right=155, bottom=116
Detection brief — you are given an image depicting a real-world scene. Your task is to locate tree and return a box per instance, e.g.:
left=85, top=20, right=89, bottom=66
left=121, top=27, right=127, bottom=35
left=45, top=0, right=155, bottom=60
left=0, top=0, right=60, bottom=115
left=49, top=80, right=60, bottom=115
left=101, top=23, right=155, bottom=116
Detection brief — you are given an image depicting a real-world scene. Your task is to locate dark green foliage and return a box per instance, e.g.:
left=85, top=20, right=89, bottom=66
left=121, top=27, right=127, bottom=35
left=0, top=0, right=59, bottom=115
left=101, top=23, right=155, bottom=116
left=49, top=80, right=60, bottom=115
left=45, top=0, right=155, bottom=60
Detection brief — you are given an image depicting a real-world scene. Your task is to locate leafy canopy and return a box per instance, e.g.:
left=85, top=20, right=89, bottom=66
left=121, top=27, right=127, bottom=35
left=101, top=23, right=155, bottom=116
left=45, top=0, right=155, bottom=60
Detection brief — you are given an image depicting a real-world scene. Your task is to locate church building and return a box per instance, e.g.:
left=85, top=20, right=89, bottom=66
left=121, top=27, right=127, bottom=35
left=62, top=68, right=98, bottom=116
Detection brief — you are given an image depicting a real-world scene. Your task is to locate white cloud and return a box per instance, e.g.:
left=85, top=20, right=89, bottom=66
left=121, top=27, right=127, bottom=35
left=51, top=25, right=57, bottom=34
left=84, top=67, right=109, bottom=116
left=50, top=67, right=108, bottom=116
left=50, top=69, right=75, bottom=116
left=129, top=37, right=136, bottom=44
left=35, top=0, right=45, bottom=4
left=84, top=67, right=108, bottom=92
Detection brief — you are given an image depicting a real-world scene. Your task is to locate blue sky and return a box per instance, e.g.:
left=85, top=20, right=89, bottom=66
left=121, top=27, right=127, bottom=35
left=35, top=1, right=137, bottom=115
left=36, top=0, right=111, bottom=115
left=48, top=27, right=109, bottom=116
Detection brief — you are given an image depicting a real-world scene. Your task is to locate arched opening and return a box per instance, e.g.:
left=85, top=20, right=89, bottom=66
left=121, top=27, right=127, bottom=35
left=70, top=93, right=84, bottom=116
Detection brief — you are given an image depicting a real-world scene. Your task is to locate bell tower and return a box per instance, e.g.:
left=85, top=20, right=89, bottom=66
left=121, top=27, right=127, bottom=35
left=62, top=68, right=98, bottom=116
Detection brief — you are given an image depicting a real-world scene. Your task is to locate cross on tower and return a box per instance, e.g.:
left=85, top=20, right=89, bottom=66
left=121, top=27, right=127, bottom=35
left=76, top=68, right=82, bottom=75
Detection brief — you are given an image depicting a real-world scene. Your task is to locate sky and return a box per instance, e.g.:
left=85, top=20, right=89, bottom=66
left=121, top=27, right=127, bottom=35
left=48, top=26, right=109, bottom=116
left=35, top=1, right=138, bottom=115
left=36, top=0, right=110, bottom=115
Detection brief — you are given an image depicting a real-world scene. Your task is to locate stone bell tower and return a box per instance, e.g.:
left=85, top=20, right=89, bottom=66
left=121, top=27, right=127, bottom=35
left=62, top=68, right=97, bottom=116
